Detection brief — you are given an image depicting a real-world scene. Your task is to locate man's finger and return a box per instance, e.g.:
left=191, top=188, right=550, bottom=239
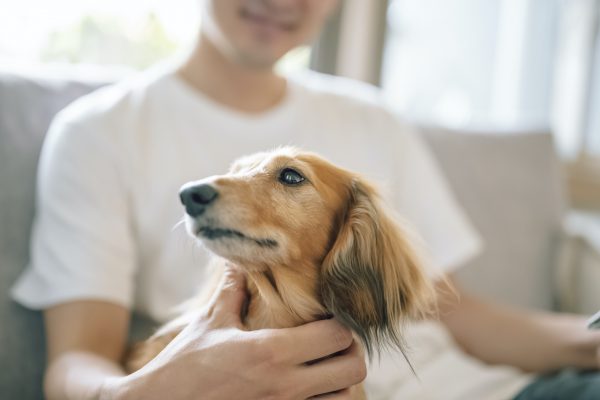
left=276, top=319, right=354, bottom=364
left=208, top=267, right=248, bottom=327
left=297, top=340, right=367, bottom=398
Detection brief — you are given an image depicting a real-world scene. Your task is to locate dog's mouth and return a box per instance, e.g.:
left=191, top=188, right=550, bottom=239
left=196, top=225, right=278, bottom=248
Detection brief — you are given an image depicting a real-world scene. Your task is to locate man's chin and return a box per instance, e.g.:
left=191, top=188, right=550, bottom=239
left=231, top=46, right=285, bottom=69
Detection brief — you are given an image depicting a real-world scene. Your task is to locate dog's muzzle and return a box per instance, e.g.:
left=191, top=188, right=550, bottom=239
left=179, top=183, right=218, bottom=217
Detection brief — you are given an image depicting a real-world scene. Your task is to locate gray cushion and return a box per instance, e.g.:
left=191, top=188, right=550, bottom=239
left=421, top=127, right=567, bottom=311
left=0, top=72, right=156, bottom=399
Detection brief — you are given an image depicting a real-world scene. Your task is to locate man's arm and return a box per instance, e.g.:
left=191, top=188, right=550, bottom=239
left=438, top=276, right=600, bottom=373
left=44, top=301, right=130, bottom=400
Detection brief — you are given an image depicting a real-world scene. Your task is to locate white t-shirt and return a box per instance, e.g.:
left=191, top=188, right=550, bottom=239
left=11, top=66, right=531, bottom=399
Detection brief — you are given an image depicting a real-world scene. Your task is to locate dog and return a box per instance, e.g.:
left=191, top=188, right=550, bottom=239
left=125, top=147, right=436, bottom=397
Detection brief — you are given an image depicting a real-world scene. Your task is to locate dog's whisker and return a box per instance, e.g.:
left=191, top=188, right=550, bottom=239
left=171, top=218, right=187, bottom=232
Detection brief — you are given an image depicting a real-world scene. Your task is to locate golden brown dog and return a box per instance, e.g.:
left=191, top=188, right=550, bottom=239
left=126, top=147, right=435, bottom=397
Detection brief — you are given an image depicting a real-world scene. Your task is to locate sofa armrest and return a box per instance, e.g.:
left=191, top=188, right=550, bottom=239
left=556, top=211, right=600, bottom=314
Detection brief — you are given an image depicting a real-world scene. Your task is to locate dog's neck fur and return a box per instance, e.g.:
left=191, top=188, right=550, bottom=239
left=244, top=263, right=326, bottom=330
left=153, top=258, right=325, bottom=339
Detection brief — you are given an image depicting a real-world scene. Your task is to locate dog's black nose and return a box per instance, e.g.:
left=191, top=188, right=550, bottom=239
left=179, top=184, right=219, bottom=217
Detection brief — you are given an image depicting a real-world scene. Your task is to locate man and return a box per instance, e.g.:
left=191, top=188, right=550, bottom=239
left=11, top=1, right=600, bottom=399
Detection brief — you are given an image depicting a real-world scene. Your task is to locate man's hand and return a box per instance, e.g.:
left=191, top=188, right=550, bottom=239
left=105, top=268, right=366, bottom=400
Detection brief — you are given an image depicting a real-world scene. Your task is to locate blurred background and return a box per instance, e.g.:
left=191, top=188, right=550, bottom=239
left=1, top=0, right=599, bottom=209
left=1, top=2, right=600, bottom=397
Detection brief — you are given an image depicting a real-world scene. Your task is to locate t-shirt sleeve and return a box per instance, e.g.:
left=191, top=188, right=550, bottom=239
left=391, top=123, right=482, bottom=278
left=10, top=112, right=137, bottom=309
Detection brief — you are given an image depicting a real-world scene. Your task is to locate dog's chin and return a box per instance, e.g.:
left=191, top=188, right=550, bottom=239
left=198, top=237, right=276, bottom=272
left=185, top=217, right=279, bottom=268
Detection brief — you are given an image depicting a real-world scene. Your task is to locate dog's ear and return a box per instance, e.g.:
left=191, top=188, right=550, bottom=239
left=320, top=178, right=435, bottom=358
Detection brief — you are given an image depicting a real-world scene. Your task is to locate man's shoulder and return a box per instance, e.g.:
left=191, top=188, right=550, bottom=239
left=290, top=70, right=409, bottom=133
left=54, top=66, right=172, bottom=131
left=290, top=70, right=384, bottom=109
left=290, top=71, right=397, bottom=123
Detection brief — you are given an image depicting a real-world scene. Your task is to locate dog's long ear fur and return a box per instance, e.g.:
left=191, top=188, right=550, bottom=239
left=320, top=178, right=435, bottom=358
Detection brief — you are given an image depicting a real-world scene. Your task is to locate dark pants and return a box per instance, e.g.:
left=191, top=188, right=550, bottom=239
left=513, top=369, right=600, bottom=400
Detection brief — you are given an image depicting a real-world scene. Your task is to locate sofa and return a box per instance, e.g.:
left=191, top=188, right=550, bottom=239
left=1, top=70, right=599, bottom=399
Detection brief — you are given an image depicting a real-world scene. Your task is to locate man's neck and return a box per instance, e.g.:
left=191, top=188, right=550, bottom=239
left=177, top=35, right=287, bottom=114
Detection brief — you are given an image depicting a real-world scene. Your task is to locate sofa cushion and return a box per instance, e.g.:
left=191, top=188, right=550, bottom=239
left=421, top=127, right=567, bottom=311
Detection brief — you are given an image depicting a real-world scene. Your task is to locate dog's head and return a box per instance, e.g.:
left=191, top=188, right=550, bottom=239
left=181, top=147, right=434, bottom=355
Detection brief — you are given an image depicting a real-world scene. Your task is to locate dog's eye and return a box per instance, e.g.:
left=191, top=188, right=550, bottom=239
left=279, top=168, right=305, bottom=185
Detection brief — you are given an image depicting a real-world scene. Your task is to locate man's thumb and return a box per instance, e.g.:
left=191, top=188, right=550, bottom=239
left=209, top=267, right=248, bottom=326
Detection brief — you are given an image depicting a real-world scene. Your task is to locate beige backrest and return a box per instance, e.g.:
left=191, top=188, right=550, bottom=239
left=421, top=127, right=568, bottom=311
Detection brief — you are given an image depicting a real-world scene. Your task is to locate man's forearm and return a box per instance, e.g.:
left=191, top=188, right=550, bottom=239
left=45, top=351, right=126, bottom=400
left=438, top=281, right=600, bottom=372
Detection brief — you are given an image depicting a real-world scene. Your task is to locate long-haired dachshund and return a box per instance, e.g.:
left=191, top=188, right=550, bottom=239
left=126, top=147, right=435, bottom=398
